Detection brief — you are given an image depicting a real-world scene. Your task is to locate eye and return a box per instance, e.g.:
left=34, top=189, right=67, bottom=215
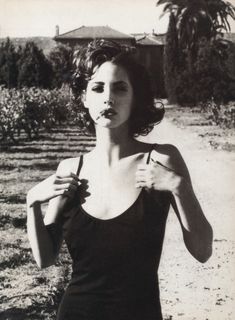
left=91, top=85, right=103, bottom=93
left=114, top=85, right=128, bottom=92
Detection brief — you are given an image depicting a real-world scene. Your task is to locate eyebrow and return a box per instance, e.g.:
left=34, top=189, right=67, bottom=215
left=91, top=81, right=129, bottom=86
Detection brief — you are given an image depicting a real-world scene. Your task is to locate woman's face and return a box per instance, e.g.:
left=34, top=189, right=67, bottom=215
left=83, top=61, right=134, bottom=129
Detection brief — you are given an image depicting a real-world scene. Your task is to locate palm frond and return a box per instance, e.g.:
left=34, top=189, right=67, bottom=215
left=156, top=0, right=170, bottom=5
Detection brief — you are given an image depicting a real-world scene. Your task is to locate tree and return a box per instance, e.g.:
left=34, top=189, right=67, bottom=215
left=157, top=0, right=235, bottom=103
left=158, top=0, right=235, bottom=38
left=0, top=38, right=19, bottom=88
left=48, top=44, right=73, bottom=88
left=164, top=13, right=180, bottom=103
left=206, top=0, right=235, bottom=34
left=17, top=41, right=52, bottom=88
left=157, top=0, right=235, bottom=57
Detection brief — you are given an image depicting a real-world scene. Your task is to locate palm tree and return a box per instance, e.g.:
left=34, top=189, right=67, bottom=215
left=157, top=0, right=235, bottom=103
left=206, top=0, right=235, bottom=34
left=157, top=0, right=235, bottom=52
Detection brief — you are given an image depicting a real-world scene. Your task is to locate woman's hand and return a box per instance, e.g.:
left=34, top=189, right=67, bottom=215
left=27, top=173, right=80, bottom=207
left=135, top=159, right=183, bottom=194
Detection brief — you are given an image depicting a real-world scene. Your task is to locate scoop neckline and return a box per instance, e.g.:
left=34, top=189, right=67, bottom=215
left=80, top=189, right=144, bottom=222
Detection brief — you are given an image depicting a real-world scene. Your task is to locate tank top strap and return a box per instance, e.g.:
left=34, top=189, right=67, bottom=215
left=76, top=155, right=84, bottom=176
left=146, top=144, right=157, bottom=164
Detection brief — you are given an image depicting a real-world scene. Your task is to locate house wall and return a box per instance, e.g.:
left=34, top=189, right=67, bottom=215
left=135, top=46, right=166, bottom=98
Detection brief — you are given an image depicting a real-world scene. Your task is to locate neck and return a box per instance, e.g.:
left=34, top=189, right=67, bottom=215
left=94, top=124, right=135, bottom=164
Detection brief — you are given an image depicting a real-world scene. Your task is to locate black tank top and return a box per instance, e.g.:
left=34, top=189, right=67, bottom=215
left=57, top=149, right=171, bottom=320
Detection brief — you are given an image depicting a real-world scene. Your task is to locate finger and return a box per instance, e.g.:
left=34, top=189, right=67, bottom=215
left=135, top=182, right=145, bottom=188
left=137, top=163, right=156, bottom=172
left=136, top=164, right=149, bottom=171
left=56, top=172, right=79, bottom=180
left=135, top=181, right=153, bottom=189
left=135, top=172, right=147, bottom=179
left=135, top=184, right=142, bottom=189
left=54, top=183, right=77, bottom=192
left=54, top=189, right=74, bottom=198
left=67, top=184, right=78, bottom=192
left=70, top=173, right=79, bottom=180
left=54, top=177, right=80, bottom=186
left=135, top=178, right=148, bottom=185
left=136, top=169, right=154, bottom=180
left=136, top=181, right=153, bottom=189
left=147, top=180, right=155, bottom=189
left=135, top=178, right=147, bottom=183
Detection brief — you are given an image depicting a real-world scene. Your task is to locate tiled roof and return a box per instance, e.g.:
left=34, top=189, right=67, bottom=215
left=55, top=26, right=134, bottom=40
left=132, top=33, right=166, bottom=46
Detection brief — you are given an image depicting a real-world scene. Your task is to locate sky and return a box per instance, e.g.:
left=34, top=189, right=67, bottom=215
left=0, top=0, right=235, bottom=38
left=0, top=0, right=169, bottom=38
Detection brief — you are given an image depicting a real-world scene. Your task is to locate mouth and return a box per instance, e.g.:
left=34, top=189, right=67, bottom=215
left=99, top=108, right=117, bottom=118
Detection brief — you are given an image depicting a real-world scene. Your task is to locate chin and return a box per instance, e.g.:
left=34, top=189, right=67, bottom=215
left=95, top=119, right=128, bottom=130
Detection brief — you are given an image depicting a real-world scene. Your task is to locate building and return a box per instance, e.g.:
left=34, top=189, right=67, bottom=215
left=134, top=32, right=166, bottom=97
left=54, top=25, right=166, bottom=97
left=54, top=25, right=136, bottom=47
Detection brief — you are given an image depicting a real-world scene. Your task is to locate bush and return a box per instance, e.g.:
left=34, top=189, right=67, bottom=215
left=205, top=100, right=235, bottom=128
left=195, top=38, right=235, bottom=103
left=165, top=35, right=235, bottom=106
left=0, top=87, right=72, bottom=142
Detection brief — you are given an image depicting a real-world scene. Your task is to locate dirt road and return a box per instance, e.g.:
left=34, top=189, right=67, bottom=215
left=139, top=113, right=235, bottom=320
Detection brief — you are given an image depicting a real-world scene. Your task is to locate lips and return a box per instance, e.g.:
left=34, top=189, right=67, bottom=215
left=100, top=108, right=117, bottom=117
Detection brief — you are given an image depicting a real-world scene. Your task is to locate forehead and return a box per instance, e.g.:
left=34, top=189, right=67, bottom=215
left=90, top=61, right=131, bottom=84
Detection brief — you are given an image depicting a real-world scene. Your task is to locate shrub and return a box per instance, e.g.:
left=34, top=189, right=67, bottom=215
left=173, top=38, right=235, bottom=106
left=0, top=87, right=24, bottom=141
left=0, top=87, right=72, bottom=142
left=206, top=100, right=235, bottom=128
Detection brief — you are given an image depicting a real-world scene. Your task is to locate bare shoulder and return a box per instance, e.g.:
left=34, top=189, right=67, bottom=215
left=56, top=157, right=81, bottom=176
left=152, top=144, right=191, bottom=181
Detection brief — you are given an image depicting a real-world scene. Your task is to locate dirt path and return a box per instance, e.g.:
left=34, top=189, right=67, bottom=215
left=139, top=113, right=235, bottom=320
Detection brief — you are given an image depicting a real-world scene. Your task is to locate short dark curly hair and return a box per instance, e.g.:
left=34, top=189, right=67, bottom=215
left=71, top=39, right=164, bottom=136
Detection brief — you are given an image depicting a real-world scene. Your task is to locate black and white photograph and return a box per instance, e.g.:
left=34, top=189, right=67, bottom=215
left=0, top=0, right=235, bottom=319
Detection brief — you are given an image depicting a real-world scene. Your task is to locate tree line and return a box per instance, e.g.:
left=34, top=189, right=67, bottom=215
left=0, top=39, right=84, bottom=142
left=0, top=38, right=73, bottom=90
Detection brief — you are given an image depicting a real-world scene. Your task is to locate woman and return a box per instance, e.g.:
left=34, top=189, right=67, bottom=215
left=27, top=40, right=213, bottom=320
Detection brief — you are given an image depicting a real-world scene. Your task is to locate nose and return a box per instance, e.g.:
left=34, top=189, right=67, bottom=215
left=103, top=87, right=114, bottom=106
left=104, top=98, right=114, bottom=106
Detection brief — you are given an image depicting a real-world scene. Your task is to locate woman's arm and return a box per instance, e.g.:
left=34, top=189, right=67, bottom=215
left=135, top=145, right=213, bottom=263
left=27, top=159, right=79, bottom=268
left=167, top=149, right=213, bottom=263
